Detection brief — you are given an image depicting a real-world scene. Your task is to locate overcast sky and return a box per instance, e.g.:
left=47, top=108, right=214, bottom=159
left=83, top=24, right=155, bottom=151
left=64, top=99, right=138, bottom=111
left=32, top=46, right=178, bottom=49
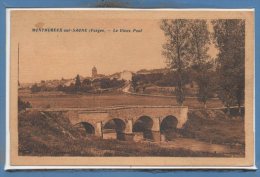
left=11, top=11, right=218, bottom=83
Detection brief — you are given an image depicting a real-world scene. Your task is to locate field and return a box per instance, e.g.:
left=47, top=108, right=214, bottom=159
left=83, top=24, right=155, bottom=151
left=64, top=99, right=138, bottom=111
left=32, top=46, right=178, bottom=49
left=19, top=90, right=223, bottom=109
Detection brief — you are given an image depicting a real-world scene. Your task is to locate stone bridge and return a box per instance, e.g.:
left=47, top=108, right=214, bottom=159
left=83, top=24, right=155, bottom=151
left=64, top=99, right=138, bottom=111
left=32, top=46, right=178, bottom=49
left=32, top=106, right=188, bottom=141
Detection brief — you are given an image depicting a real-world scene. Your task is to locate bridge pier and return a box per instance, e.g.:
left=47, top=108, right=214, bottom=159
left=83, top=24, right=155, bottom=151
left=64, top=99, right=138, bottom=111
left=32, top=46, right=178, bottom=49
left=151, top=131, right=161, bottom=142
left=123, top=133, right=135, bottom=141
left=123, top=119, right=134, bottom=141
left=125, top=119, right=133, bottom=133
left=95, top=122, right=103, bottom=137
left=151, top=117, right=161, bottom=142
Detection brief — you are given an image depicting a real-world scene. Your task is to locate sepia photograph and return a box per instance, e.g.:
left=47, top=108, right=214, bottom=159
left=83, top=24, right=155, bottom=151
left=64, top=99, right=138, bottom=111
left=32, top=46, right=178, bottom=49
left=7, top=9, right=254, bottom=168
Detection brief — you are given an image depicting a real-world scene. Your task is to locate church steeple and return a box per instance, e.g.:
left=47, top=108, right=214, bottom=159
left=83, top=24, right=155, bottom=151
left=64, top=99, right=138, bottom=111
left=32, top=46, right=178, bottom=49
left=92, top=66, right=97, bottom=77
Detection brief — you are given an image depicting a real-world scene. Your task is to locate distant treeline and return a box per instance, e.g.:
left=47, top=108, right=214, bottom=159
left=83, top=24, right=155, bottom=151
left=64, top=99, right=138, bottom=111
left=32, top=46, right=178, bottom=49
left=31, top=76, right=125, bottom=93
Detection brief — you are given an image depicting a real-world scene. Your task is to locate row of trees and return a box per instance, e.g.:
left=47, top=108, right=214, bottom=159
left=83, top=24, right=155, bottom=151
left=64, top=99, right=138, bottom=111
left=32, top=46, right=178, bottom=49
left=161, top=19, right=245, bottom=113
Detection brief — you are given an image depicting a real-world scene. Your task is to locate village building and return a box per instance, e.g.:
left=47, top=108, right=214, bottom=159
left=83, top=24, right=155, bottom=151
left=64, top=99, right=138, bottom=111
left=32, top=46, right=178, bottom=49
left=92, top=66, right=105, bottom=78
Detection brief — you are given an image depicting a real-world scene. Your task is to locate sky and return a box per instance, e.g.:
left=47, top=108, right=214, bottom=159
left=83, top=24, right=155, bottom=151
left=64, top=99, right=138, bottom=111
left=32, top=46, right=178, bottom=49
left=11, top=10, right=218, bottom=83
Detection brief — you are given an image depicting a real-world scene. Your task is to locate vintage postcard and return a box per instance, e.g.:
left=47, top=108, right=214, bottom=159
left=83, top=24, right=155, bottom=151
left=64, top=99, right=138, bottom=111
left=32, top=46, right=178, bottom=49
left=6, top=9, right=255, bottom=169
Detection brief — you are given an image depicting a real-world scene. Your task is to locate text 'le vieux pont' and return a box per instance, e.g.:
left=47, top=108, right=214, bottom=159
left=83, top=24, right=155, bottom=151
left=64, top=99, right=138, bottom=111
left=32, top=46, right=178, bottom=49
left=32, top=27, right=143, bottom=33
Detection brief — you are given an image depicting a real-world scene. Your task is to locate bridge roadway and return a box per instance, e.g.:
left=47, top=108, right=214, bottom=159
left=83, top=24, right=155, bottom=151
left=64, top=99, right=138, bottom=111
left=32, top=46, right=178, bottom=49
left=29, top=105, right=188, bottom=141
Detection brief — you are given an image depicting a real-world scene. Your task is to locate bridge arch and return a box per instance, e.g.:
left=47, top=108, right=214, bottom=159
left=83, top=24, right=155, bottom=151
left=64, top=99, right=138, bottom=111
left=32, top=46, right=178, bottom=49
left=81, top=122, right=95, bottom=134
left=160, top=115, right=178, bottom=141
left=103, top=118, right=126, bottom=140
left=74, top=122, right=95, bottom=136
left=133, top=115, right=154, bottom=140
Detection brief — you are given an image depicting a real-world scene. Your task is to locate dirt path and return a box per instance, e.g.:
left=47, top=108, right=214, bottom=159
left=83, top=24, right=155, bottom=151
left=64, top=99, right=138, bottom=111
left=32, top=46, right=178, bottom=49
left=153, top=138, right=242, bottom=155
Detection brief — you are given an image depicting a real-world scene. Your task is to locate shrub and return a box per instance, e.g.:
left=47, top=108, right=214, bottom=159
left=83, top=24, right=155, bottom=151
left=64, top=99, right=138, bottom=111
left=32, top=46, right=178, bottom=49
left=18, top=97, right=31, bottom=112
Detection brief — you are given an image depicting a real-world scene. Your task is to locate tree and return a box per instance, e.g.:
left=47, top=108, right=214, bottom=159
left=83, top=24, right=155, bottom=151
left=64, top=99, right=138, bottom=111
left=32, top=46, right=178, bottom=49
left=81, top=79, right=92, bottom=92
left=189, top=20, right=213, bottom=108
left=31, top=84, right=41, bottom=93
left=160, top=19, right=191, bottom=105
left=82, top=79, right=91, bottom=86
left=131, top=75, right=138, bottom=92
left=57, top=84, right=64, bottom=91
left=212, top=19, right=245, bottom=114
left=193, top=63, right=215, bottom=109
left=75, top=74, right=81, bottom=92
left=18, top=97, right=31, bottom=112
